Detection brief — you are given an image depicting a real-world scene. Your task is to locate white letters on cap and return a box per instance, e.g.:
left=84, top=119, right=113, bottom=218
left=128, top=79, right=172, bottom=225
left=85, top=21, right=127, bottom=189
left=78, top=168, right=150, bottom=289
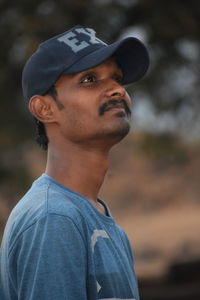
left=76, top=28, right=106, bottom=45
left=57, top=27, right=106, bottom=53
left=57, top=32, right=89, bottom=53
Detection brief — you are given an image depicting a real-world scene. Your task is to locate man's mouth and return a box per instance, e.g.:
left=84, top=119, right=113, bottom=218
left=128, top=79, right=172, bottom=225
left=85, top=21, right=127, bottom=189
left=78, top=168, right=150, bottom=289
left=105, top=104, right=126, bottom=113
left=99, top=99, right=131, bottom=117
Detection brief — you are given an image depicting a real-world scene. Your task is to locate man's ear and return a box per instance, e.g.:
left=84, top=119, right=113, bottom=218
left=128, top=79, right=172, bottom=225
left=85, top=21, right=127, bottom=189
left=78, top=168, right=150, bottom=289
left=28, top=95, right=56, bottom=123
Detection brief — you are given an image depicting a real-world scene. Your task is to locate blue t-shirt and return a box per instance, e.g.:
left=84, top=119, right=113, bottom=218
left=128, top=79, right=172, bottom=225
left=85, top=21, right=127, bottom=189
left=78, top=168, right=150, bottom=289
left=0, top=174, right=139, bottom=300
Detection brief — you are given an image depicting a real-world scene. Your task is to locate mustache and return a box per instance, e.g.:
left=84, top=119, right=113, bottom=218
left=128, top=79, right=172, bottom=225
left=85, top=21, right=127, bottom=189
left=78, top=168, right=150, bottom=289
left=99, top=99, right=131, bottom=116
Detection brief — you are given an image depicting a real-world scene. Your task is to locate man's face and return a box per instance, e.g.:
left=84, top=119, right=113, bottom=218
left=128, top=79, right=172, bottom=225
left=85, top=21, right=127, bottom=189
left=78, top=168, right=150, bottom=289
left=51, top=58, right=132, bottom=146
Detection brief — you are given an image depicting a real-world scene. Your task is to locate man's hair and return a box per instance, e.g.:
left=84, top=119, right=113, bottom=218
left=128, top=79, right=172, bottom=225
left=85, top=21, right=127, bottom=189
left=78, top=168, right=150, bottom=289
left=35, top=86, right=58, bottom=150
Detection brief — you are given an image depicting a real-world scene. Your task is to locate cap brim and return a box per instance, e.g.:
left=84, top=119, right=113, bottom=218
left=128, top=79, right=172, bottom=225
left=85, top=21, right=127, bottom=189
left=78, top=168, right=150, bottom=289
left=63, top=37, right=149, bottom=84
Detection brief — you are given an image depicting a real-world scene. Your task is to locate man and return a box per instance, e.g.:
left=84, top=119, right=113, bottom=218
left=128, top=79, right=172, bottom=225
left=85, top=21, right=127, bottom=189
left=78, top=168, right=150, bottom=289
left=0, top=25, right=149, bottom=299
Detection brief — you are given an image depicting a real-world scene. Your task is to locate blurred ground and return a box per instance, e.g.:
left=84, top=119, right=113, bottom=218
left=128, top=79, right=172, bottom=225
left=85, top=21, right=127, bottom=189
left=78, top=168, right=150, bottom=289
left=100, top=132, right=200, bottom=279
left=116, top=202, right=200, bottom=279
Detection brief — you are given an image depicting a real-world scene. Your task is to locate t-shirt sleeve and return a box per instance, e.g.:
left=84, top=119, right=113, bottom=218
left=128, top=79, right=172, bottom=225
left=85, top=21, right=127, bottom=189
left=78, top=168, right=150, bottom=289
left=9, top=214, right=87, bottom=300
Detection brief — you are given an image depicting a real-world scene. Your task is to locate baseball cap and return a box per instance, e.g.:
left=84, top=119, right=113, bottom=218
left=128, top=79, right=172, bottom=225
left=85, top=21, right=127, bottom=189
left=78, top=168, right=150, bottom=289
left=22, top=25, right=149, bottom=102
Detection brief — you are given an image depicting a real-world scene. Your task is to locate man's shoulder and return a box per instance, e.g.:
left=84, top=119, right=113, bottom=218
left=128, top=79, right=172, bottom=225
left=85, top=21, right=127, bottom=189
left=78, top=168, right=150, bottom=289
left=7, top=175, right=86, bottom=237
left=45, top=178, right=84, bottom=218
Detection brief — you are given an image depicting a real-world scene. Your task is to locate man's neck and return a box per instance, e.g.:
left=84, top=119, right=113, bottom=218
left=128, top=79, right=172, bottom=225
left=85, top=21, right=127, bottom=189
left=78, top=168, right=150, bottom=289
left=45, top=142, right=110, bottom=205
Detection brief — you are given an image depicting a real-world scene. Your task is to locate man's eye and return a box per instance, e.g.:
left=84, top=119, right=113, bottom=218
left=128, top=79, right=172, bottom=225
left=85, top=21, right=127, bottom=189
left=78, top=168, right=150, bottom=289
left=81, top=75, right=96, bottom=83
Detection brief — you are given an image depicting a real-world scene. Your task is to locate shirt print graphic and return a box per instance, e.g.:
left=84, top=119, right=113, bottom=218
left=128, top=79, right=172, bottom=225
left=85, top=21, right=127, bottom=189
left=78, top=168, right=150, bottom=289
left=90, top=229, right=136, bottom=300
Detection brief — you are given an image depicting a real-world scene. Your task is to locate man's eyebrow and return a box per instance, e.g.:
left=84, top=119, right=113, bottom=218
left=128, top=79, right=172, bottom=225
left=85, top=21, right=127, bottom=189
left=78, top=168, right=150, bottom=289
left=112, top=68, right=123, bottom=78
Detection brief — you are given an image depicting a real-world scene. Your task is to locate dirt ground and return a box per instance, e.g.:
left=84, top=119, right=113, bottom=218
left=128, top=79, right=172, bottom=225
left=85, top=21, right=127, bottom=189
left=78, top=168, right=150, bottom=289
left=114, top=202, right=200, bottom=278
left=99, top=133, right=200, bottom=279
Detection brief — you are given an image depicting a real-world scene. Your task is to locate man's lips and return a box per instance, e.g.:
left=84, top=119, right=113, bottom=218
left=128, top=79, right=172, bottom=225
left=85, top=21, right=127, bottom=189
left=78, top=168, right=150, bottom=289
left=99, top=99, right=131, bottom=116
left=104, top=104, right=126, bottom=112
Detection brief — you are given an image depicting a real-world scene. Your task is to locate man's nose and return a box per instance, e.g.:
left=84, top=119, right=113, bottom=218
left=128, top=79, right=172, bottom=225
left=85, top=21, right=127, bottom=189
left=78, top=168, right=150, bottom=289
left=104, top=79, right=126, bottom=98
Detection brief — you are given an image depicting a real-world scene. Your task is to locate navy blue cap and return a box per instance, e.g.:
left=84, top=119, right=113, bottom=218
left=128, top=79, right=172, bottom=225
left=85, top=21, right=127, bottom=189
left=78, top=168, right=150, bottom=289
left=22, top=25, right=149, bottom=102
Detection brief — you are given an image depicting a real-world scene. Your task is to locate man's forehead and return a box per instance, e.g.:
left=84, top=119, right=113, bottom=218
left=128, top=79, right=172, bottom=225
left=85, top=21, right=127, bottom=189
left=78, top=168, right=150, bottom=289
left=81, top=57, right=122, bottom=73
left=55, top=58, right=123, bottom=85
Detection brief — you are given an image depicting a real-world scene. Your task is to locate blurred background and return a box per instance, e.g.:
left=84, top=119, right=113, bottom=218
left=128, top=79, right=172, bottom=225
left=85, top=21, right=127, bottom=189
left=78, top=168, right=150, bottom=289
left=0, top=0, right=200, bottom=299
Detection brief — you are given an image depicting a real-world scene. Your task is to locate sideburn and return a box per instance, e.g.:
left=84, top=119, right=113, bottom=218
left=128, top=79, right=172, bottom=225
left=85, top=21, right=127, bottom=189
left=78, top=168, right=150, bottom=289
left=46, top=85, right=64, bottom=110
left=55, top=98, right=65, bottom=110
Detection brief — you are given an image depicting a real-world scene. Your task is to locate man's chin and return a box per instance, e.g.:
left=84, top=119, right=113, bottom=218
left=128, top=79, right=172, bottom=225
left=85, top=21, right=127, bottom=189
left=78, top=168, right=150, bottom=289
left=104, top=122, right=131, bottom=143
left=75, top=121, right=131, bottom=147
